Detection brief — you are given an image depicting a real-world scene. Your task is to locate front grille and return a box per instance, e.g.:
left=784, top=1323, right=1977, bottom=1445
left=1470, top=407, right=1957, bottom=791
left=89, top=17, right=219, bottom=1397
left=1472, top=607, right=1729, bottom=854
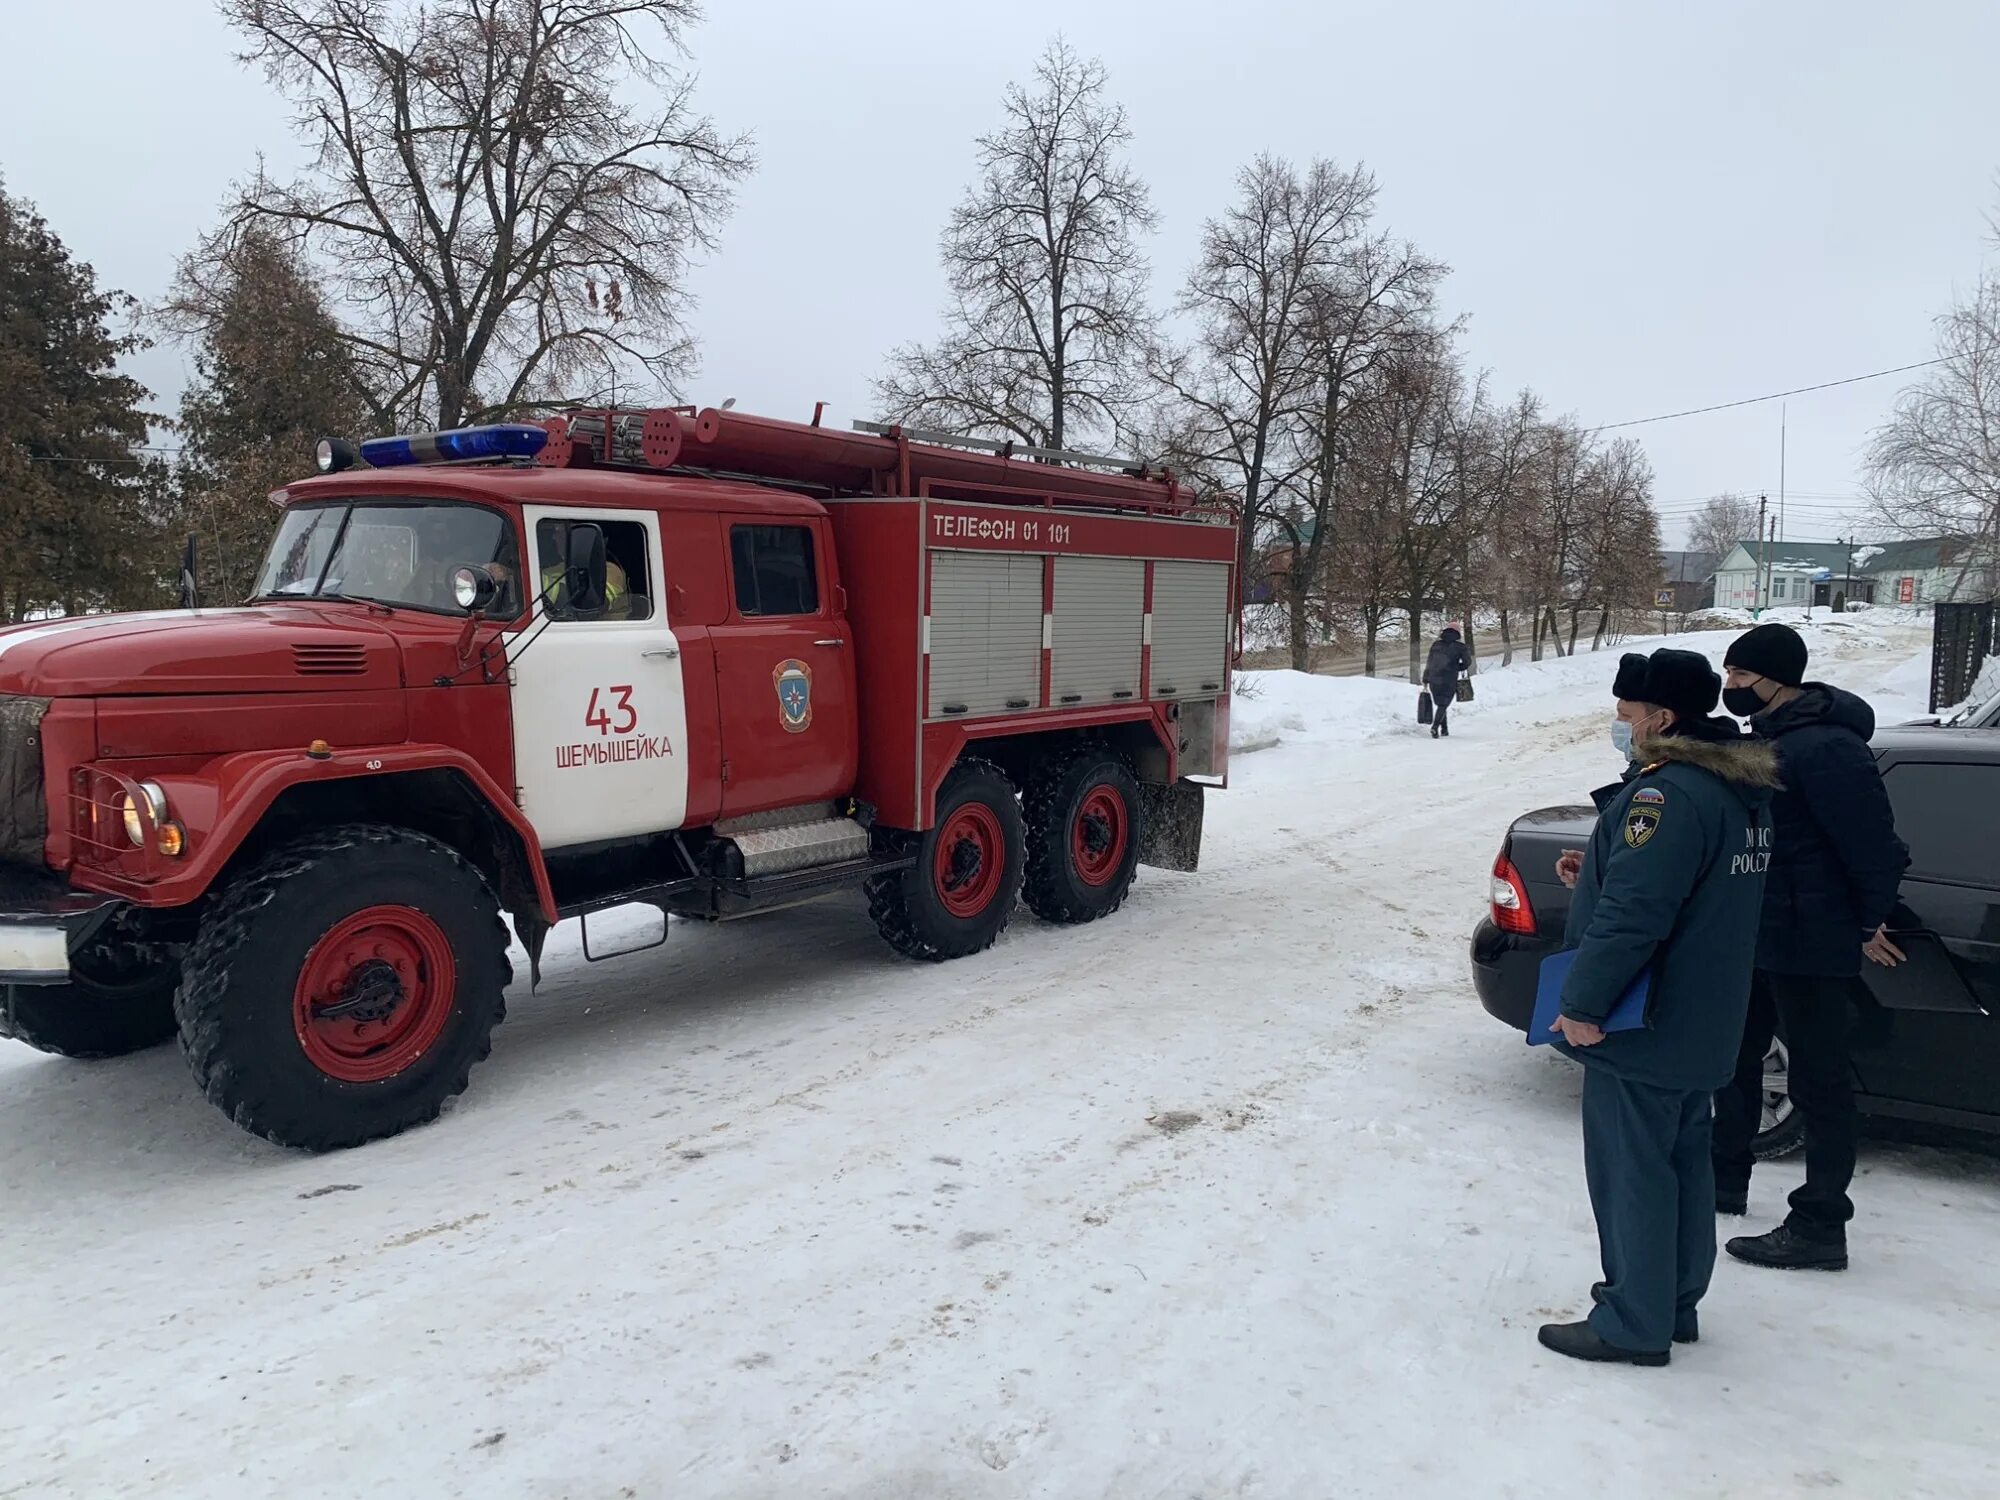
left=292, top=643, right=368, bottom=676
left=0, top=693, right=51, bottom=868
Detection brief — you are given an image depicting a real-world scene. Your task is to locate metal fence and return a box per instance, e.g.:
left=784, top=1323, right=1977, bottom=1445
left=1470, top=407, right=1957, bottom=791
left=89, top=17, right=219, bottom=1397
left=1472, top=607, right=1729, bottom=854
left=1930, top=600, right=2000, bottom=712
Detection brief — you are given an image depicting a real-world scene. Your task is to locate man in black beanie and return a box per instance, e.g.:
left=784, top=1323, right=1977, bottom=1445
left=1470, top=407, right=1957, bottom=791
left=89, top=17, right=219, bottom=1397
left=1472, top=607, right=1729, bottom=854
left=1712, top=623, right=1910, bottom=1271
left=1538, top=648, right=1777, bottom=1366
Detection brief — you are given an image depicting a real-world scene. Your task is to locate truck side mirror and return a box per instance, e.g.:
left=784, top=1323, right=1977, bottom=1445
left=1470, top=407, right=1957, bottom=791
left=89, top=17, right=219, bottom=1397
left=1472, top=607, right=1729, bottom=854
left=564, top=523, right=608, bottom=615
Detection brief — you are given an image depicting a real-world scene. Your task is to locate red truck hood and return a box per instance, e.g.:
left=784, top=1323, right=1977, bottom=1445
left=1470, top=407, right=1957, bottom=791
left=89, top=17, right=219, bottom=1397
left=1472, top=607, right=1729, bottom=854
left=0, top=606, right=404, bottom=697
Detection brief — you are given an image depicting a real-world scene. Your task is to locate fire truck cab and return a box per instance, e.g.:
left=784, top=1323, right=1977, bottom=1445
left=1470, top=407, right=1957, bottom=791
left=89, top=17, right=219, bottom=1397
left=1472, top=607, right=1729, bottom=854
left=0, top=407, right=1237, bottom=1150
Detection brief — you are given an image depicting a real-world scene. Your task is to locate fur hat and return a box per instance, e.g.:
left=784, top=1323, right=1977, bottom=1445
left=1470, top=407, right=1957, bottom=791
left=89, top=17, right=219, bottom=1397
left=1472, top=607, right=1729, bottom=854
left=1724, top=622, right=1809, bottom=688
left=1613, top=648, right=1722, bottom=723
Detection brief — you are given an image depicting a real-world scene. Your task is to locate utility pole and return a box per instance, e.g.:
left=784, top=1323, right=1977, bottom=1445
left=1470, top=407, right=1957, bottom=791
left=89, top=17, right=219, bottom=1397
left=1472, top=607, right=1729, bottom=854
left=1756, top=493, right=1769, bottom=614
left=1842, top=534, right=1856, bottom=613
left=1779, top=404, right=1788, bottom=543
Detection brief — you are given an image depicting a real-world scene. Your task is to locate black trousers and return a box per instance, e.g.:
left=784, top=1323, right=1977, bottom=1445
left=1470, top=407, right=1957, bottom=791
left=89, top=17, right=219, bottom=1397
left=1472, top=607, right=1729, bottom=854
left=1582, top=1067, right=1715, bottom=1353
left=1711, top=970, right=1858, bottom=1243
left=1429, top=687, right=1451, bottom=733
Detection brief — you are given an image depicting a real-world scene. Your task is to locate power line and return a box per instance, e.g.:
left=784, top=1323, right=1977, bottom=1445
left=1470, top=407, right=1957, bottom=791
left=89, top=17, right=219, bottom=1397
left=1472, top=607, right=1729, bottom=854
left=1592, top=358, right=1948, bottom=432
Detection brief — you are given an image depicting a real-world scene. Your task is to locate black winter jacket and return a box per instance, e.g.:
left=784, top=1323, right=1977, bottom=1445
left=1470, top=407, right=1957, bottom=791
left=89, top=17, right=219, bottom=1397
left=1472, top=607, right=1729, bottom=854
left=1555, top=727, right=1780, bottom=1090
left=1425, top=632, right=1469, bottom=696
left=1749, top=683, right=1910, bottom=977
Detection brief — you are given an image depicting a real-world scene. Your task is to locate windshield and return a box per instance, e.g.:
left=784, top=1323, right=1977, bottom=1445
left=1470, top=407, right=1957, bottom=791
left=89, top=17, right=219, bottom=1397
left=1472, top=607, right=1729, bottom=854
left=1944, top=688, right=2000, bottom=728
left=253, top=500, right=522, bottom=617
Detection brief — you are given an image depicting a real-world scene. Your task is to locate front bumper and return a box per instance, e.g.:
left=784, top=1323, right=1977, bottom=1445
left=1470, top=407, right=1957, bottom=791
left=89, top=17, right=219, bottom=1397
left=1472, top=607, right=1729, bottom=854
left=0, top=864, right=122, bottom=985
left=1469, top=917, right=1550, bottom=1032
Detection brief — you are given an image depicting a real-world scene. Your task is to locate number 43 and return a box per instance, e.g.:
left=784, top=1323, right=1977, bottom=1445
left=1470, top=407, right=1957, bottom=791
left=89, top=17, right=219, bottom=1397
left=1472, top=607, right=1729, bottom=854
left=585, top=685, right=637, bottom=736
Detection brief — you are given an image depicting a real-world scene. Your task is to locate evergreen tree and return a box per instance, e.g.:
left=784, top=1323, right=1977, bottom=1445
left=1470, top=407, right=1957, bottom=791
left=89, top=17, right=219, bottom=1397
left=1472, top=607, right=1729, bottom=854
left=0, top=183, right=157, bottom=622
left=165, top=226, right=369, bottom=602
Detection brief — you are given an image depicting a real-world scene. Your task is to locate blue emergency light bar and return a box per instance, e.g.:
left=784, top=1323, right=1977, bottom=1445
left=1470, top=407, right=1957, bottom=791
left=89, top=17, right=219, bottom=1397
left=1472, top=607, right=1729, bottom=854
left=357, top=423, right=549, bottom=468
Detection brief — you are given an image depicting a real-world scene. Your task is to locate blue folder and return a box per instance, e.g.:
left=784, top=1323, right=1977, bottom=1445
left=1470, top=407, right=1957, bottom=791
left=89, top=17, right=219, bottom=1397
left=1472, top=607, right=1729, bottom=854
left=1527, top=948, right=1652, bottom=1047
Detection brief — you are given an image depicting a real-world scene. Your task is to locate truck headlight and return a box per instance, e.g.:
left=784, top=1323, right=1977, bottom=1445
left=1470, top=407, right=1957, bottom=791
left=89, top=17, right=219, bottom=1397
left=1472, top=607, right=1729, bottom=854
left=119, top=782, right=169, bottom=847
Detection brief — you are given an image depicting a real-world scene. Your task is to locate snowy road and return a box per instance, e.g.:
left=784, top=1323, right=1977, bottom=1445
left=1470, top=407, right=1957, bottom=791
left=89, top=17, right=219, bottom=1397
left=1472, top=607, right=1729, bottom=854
left=4, top=618, right=1996, bottom=1499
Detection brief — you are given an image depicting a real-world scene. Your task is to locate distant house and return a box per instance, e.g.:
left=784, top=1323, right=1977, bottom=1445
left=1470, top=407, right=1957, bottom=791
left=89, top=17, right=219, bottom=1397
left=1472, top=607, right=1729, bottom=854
left=1847, top=537, right=1997, bottom=607
left=1713, top=541, right=1860, bottom=611
left=1657, top=550, right=1719, bottom=612
left=1711, top=536, right=1995, bottom=612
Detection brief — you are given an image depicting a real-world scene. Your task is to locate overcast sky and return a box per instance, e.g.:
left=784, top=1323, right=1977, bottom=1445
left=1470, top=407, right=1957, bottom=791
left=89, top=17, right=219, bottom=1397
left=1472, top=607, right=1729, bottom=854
left=5, top=1, right=1996, bottom=547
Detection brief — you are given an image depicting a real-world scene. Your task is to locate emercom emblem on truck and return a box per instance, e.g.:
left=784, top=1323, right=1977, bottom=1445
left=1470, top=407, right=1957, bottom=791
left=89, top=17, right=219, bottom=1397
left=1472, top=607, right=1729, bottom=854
left=0, top=406, right=1237, bottom=1153
left=774, top=659, right=813, bottom=732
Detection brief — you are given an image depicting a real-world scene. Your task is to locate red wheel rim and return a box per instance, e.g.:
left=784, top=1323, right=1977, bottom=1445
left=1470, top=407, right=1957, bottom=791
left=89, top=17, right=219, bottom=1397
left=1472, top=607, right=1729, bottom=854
left=934, top=803, right=1006, bottom=918
left=1072, top=785, right=1129, bottom=887
left=293, top=906, right=457, bottom=1083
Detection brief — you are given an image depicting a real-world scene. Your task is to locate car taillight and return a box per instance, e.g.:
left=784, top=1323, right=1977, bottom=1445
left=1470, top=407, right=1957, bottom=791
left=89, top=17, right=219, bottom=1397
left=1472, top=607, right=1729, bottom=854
left=1490, top=850, right=1537, bottom=935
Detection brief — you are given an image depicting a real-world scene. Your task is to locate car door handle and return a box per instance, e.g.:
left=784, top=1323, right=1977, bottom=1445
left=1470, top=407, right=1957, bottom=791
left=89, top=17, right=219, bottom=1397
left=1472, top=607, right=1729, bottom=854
left=643, top=647, right=680, bottom=660
left=813, top=638, right=845, bottom=648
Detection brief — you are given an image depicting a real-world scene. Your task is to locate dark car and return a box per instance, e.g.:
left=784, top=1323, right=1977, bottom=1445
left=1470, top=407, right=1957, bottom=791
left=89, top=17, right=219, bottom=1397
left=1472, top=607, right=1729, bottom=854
left=1471, top=727, right=2000, bottom=1156
left=1904, top=682, right=2000, bottom=730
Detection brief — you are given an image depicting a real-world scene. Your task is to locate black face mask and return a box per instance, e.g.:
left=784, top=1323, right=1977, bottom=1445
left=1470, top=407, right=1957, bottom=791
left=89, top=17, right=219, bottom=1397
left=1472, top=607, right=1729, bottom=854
left=1723, top=683, right=1769, bottom=719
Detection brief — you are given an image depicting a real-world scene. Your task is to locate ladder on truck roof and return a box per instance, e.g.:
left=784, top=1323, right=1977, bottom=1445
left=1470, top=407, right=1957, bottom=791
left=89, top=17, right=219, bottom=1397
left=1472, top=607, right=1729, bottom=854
left=532, top=404, right=1217, bottom=519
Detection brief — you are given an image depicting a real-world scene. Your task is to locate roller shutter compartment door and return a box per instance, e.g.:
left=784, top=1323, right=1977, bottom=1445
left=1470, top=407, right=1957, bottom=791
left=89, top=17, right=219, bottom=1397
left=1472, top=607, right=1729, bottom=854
left=928, top=551, right=1044, bottom=717
left=1149, top=561, right=1230, bottom=700
left=1052, top=556, right=1143, bottom=705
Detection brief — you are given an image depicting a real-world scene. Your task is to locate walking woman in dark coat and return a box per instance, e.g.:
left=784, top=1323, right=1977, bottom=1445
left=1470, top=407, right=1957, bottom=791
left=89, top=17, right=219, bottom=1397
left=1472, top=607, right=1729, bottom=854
left=1424, top=625, right=1471, bottom=738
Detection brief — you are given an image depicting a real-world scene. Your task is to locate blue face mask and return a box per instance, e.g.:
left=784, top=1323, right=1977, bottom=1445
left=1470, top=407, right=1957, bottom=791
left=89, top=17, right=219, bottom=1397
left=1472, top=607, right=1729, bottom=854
left=1610, top=720, right=1636, bottom=759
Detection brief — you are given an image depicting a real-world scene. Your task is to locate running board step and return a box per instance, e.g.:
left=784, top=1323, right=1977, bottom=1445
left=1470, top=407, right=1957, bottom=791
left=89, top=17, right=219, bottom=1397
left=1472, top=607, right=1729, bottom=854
left=714, top=806, right=871, bottom=878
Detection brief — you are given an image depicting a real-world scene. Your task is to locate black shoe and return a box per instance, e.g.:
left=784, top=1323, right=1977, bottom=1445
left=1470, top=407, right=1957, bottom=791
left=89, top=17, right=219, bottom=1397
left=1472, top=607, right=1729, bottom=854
left=1715, top=1190, right=1748, bottom=1216
left=1725, top=1225, right=1847, bottom=1271
left=1430, top=725, right=1440, bottom=738
left=1537, top=1320, right=1669, bottom=1367
left=1590, top=1284, right=1699, bottom=1344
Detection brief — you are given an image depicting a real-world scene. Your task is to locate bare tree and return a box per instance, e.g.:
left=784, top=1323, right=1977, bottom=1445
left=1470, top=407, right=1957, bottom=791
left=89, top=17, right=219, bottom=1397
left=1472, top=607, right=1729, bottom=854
left=1148, top=156, right=1376, bottom=607
left=1333, top=335, right=1474, bottom=683
left=1323, top=476, right=1400, bottom=675
left=876, top=39, right=1156, bottom=450
left=214, top=0, right=751, bottom=429
left=1685, top=492, right=1760, bottom=561
left=1523, top=418, right=1593, bottom=659
left=1282, top=232, right=1448, bottom=670
left=1571, top=438, right=1662, bottom=650
left=1866, top=275, right=2000, bottom=596
left=1471, top=389, right=1543, bottom=666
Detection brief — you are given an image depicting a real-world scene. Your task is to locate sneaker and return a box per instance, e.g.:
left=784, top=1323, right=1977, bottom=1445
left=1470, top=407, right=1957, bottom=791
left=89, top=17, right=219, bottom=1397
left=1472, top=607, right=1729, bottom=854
left=1590, top=1283, right=1698, bottom=1344
left=1537, top=1320, right=1669, bottom=1367
left=1725, top=1225, right=1847, bottom=1271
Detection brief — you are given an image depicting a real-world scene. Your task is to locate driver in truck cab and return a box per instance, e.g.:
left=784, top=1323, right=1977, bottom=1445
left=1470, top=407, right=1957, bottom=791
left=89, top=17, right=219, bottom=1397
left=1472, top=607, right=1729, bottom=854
left=486, top=528, right=631, bottom=620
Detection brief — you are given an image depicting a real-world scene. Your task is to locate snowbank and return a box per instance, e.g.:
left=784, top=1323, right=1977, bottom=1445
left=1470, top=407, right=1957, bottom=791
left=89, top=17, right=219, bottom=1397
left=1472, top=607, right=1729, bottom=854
left=1232, top=610, right=1934, bottom=754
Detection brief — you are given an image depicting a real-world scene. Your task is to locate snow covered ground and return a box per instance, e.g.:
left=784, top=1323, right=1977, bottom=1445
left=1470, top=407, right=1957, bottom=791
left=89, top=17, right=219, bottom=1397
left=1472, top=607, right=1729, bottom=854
left=4, top=614, right=1996, bottom=1500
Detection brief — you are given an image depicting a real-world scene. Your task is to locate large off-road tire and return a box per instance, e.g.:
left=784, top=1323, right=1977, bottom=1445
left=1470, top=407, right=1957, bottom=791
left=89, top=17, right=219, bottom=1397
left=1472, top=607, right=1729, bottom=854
left=175, top=826, right=512, bottom=1151
left=1, top=932, right=181, bottom=1060
left=867, top=759, right=1024, bottom=962
left=1022, top=746, right=1141, bottom=925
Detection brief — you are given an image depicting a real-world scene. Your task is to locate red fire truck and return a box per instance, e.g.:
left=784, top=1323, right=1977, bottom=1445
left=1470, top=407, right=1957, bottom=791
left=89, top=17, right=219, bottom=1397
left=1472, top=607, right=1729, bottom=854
left=0, top=406, right=1236, bottom=1149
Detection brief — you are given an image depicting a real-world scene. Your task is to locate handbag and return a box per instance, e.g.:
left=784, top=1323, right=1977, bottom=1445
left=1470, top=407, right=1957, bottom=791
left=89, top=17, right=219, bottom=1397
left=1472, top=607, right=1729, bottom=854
left=1417, top=690, right=1433, bottom=725
left=1455, top=678, right=1475, bottom=703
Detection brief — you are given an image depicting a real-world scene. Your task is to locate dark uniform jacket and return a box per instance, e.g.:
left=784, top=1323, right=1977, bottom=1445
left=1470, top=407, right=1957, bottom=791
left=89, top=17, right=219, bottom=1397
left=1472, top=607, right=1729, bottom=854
left=1425, top=632, right=1470, bottom=698
left=1555, top=726, right=1780, bottom=1090
left=1749, top=684, right=1910, bottom=977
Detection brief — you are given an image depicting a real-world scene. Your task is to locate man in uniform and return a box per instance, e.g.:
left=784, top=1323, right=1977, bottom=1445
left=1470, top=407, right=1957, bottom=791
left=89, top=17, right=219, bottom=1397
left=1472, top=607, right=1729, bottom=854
left=1540, top=648, right=1779, bottom=1366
